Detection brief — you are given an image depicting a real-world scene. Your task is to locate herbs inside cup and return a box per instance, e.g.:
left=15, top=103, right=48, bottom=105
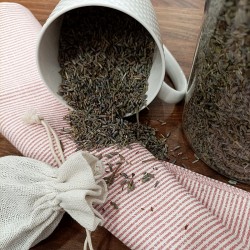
left=58, top=7, right=168, bottom=160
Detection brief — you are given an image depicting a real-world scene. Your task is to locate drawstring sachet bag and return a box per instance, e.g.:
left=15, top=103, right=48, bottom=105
left=0, top=110, right=107, bottom=250
left=0, top=3, right=250, bottom=250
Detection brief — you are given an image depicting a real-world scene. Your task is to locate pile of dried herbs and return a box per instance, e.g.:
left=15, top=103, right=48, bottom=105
left=58, top=7, right=168, bottom=160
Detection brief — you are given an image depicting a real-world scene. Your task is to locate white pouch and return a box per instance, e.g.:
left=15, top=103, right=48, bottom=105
left=0, top=150, right=107, bottom=250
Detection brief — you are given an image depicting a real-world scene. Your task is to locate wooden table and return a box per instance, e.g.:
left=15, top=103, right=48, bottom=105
left=1, top=0, right=249, bottom=249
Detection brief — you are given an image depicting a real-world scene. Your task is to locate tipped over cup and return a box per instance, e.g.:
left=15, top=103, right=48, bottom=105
left=37, top=0, right=187, bottom=116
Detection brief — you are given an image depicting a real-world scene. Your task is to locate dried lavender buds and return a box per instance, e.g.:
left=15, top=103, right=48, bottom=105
left=183, top=0, right=250, bottom=183
left=58, top=7, right=168, bottom=160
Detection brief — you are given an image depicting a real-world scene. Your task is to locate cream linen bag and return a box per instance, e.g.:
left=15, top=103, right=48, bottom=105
left=0, top=150, right=107, bottom=250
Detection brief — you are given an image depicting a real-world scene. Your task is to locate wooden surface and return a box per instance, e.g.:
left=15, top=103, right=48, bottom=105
left=1, top=0, right=249, bottom=249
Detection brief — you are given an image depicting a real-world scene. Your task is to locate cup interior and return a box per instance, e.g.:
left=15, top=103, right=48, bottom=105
left=37, top=7, right=164, bottom=113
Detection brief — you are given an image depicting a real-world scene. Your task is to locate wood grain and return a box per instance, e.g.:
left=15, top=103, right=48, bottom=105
left=0, top=0, right=249, bottom=249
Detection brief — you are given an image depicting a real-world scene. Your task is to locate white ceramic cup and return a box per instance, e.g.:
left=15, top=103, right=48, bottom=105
left=37, top=0, right=187, bottom=115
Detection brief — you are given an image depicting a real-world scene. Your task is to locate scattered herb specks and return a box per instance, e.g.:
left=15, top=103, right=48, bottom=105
left=110, top=201, right=119, bottom=209
left=154, top=180, right=160, bottom=188
left=141, top=172, right=155, bottom=183
left=228, top=180, right=237, bottom=185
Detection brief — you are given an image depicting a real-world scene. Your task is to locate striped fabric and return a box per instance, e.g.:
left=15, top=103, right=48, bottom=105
left=0, top=3, right=249, bottom=249
left=98, top=146, right=250, bottom=249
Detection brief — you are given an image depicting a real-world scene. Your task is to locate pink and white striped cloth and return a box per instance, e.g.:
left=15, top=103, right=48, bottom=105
left=0, top=3, right=249, bottom=249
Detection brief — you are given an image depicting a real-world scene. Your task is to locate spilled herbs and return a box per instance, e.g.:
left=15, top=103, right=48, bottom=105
left=58, top=6, right=168, bottom=160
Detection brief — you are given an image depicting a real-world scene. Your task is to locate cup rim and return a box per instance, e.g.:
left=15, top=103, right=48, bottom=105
left=37, top=3, right=165, bottom=116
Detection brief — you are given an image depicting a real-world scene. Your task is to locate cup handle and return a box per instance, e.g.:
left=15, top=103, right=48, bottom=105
left=157, top=45, right=187, bottom=104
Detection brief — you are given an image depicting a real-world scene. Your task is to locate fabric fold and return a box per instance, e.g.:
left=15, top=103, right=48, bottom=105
left=55, top=151, right=108, bottom=231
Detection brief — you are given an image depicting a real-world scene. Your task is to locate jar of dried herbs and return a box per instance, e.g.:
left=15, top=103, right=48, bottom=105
left=183, top=0, right=250, bottom=183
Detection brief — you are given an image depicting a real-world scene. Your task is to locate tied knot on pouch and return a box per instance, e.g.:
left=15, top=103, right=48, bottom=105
left=22, top=110, right=44, bottom=125
left=0, top=110, right=108, bottom=250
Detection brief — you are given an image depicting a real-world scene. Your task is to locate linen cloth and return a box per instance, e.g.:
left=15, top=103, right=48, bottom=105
left=0, top=3, right=249, bottom=249
left=0, top=151, right=107, bottom=250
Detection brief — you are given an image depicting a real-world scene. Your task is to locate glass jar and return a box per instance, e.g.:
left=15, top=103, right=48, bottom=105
left=183, top=0, right=250, bottom=183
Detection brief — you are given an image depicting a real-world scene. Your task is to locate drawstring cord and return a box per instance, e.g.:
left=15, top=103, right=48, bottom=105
left=84, top=229, right=94, bottom=250
left=41, top=119, right=65, bottom=166
left=23, top=110, right=94, bottom=250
